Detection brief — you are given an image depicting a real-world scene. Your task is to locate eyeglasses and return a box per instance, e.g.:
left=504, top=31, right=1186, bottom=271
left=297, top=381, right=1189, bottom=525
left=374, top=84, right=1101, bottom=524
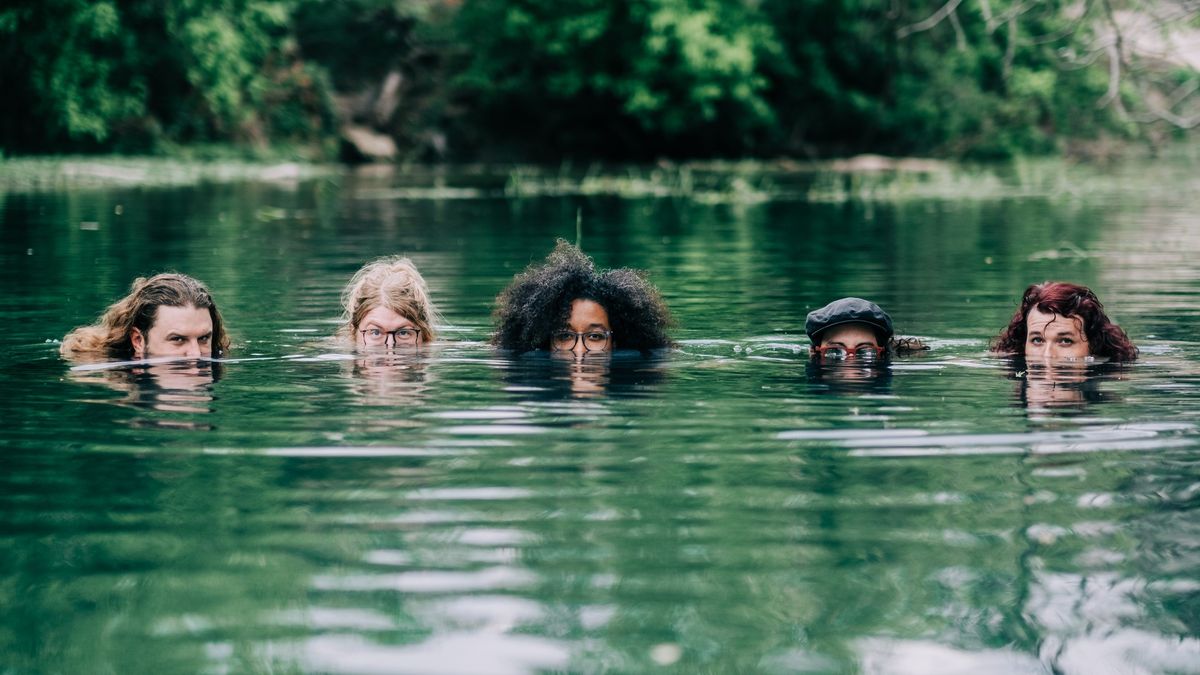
left=551, top=329, right=613, bottom=353
left=360, top=327, right=422, bottom=347
left=813, top=345, right=885, bottom=361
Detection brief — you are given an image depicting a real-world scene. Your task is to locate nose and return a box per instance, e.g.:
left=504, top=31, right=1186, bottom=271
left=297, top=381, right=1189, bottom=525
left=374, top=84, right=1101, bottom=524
left=184, top=340, right=202, bottom=358
left=1032, top=341, right=1053, bottom=360
left=571, top=341, right=587, bottom=357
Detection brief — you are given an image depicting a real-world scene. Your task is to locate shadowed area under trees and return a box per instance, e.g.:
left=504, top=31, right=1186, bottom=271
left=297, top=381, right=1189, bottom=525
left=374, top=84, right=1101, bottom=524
left=1, top=0, right=1197, bottom=160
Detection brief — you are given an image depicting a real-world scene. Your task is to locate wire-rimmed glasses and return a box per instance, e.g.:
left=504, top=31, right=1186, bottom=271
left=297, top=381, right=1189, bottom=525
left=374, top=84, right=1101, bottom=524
left=813, top=344, right=884, bottom=361
left=360, top=327, right=422, bottom=348
left=551, top=329, right=612, bottom=353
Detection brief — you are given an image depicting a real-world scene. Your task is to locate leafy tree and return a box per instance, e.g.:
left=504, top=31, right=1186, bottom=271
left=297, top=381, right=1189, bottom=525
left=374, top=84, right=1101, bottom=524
left=1, top=1, right=146, bottom=150
left=453, top=0, right=781, bottom=158
left=0, top=0, right=333, bottom=155
left=0, top=0, right=1193, bottom=158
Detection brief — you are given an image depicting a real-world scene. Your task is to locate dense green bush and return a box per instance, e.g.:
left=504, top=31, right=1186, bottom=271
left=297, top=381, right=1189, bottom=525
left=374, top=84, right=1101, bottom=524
left=0, top=0, right=1190, bottom=159
left=436, top=0, right=1163, bottom=159
left=0, top=0, right=334, bottom=155
left=453, top=0, right=781, bottom=158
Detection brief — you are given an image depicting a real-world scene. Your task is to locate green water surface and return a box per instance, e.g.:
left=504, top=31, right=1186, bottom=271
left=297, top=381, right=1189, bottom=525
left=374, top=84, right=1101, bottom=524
left=2, top=163, right=1199, bottom=674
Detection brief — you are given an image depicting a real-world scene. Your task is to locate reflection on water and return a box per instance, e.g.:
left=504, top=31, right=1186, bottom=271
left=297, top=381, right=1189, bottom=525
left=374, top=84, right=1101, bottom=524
left=500, top=352, right=669, bottom=401
left=3, top=165, right=1200, bottom=673
left=1012, top=359, right=1126, bottom=413
left=69, top=360, right=220, bottom=426
left=806, top=359, right=894, bottom=395
left=342, top=351, right=433, bottom=405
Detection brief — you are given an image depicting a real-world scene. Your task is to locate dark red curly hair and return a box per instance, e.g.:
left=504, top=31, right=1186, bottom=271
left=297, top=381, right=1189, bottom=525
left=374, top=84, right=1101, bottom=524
left=992, top=282, right=1137, bottom=361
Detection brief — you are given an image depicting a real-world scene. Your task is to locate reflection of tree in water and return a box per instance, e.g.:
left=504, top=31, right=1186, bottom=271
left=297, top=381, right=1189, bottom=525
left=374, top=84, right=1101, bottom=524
left=499, top=351, right=669, bottom=401
left=0, top=449, right=354, bottom=674
left=524, top=435, right=970, bottom=670
left=69, top=361, right=221, bottom=428
left=1002, top=434, right=1200, bottom=673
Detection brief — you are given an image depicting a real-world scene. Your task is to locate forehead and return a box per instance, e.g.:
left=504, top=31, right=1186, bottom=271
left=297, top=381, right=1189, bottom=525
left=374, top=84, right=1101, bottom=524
left=819, top=322, right=879, bottom=345
left=150, top=305, right=212, bottom=335
left=1026, top=307, right=1083, bottom=333
left=568, top=299, right=610, bottom=327
left=359, top=305, right=416, bottom=328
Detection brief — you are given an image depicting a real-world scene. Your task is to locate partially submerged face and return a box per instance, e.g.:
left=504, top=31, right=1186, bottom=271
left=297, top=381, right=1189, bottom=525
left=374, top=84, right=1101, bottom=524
left=355, top=306, right=422, bottom=349
left=1024, top=307, right=1090, bottom=360
left=551, top=299, right=613, bottom=357
left=131, top=304, right=214, bottom=359
left=812, top=322, right=884, bottom=362
left=1021, top=360, right=1091, bottom=408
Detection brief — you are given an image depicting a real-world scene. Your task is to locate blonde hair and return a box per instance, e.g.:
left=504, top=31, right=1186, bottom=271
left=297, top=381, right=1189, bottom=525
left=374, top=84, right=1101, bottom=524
left=61, top=273, right=230, bottom=360
left=338, top=257, right=441, bottom=343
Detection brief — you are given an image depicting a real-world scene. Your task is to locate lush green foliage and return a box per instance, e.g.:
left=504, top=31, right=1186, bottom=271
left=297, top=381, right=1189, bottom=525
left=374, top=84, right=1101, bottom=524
left=1, top=0, right=1192, bottom=158
left=453, top=0, right=780, bottom=157
left=1, top=0, right=333, bottom=155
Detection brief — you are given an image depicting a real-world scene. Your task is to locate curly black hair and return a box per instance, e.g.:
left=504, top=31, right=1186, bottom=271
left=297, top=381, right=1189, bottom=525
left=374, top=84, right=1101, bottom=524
left=493, top=241, right=673, bottom=353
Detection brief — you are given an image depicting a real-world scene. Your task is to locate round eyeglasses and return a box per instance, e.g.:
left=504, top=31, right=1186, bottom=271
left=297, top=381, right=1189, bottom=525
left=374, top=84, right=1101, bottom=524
left=360, top=327, right=422, bottom=347
left=551, top=329, right=612, bottom=353
left=813, top=345, right=884, bottom=362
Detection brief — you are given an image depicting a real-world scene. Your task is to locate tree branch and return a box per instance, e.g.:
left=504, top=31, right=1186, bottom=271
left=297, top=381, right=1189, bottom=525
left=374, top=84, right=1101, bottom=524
left=1098, top=40, right=1122, bottom=108
left=948, top=7, right=968, bottom=51
left=896, top=0, right=967, bottom=39
left=1003, top=16, right=1018, bottom=81
left=977, top=0, right=998, bottom=33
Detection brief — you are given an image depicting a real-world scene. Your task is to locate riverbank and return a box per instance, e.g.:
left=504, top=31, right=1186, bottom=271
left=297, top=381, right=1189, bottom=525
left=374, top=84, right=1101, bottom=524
left=2, top=151, right=1197, bottom=203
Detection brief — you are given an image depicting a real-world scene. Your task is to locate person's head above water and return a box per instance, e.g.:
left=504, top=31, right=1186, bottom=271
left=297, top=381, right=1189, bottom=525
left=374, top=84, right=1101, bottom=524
left=340, top=256, right=441, bottom=349
left=492, top=240, right=672, bottom=356
left=60, top=273, right=229, bottom=361
left=806, top=297, right=894, bottom=362
left=993, top=281, right=1137, bottom=362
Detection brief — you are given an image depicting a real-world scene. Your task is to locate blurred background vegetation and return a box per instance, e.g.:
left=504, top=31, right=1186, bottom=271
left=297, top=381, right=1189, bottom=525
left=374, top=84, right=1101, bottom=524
left=2, top=0, right=1197, bottom=161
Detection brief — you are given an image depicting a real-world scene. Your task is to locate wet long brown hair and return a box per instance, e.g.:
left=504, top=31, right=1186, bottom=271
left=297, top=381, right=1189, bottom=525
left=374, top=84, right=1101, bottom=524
left=992, top=281, right=1137, bottom=361
left=61, top=273, right=230, bottom=360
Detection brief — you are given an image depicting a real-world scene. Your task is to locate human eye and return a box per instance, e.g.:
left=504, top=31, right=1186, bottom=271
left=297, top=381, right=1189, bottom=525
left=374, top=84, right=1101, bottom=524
left=823, top=346, right=848, bottom=360
left=855, top=346, right=879, bottom=361
left=551, top=331, right=576, bottom=347
left=198, top=334, right=211, bottom=344
left=1029, top=336, right=1044, bottom=345
left=584, top=331, right=608, bottom=343
left=396, top=328, right=416, bottom=340
left=1057, top=337, right=1075, bottom=345
left=367, top=328, right=383, bottom=337
left=169, top=335, right=186, bottom=343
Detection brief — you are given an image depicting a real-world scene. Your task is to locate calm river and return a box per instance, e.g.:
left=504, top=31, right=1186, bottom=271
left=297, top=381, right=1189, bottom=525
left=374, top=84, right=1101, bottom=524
left=2, top=161, right=1199, bottom=673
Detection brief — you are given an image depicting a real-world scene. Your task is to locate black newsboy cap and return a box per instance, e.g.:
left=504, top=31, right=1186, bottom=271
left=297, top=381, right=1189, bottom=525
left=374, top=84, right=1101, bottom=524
left=805, top=297, right=894, bottom=343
